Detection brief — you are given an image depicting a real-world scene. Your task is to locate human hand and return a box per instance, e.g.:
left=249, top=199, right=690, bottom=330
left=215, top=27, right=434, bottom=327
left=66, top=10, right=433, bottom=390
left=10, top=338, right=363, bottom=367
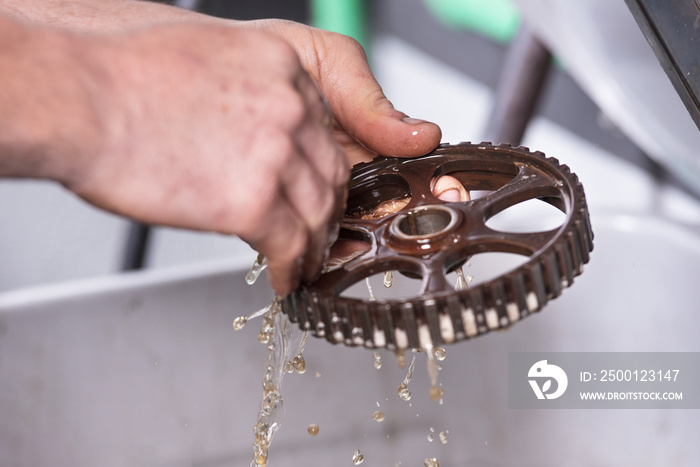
left=73, top=20, right=442, bottom=296
left=5, top=9, right=442, bottom=296
left=245, top=20, right=442, bottom=166
left=55, top=23, right=349, bottom=296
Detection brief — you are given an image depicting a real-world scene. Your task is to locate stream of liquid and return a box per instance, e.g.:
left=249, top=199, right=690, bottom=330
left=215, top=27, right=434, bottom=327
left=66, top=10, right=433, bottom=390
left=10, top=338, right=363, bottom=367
left=455, top=266, right=468, bottom=290
left=234, top=287, right=308, bottom=467
left=396, top=354, right=417, bottom=402
left=239, top=256, right=457, bottom=465
left=365, top=277, right=376, bottom=301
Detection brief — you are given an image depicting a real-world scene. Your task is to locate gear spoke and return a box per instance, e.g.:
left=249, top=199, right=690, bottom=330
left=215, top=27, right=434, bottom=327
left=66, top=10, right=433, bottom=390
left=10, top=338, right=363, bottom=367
left=477, top=164, right=562, bottom=221
left=403, top=170, right=440, bottom=208
left=420, top=266, right=452, bottom=295
left=463, top=225, right=561, bottom=256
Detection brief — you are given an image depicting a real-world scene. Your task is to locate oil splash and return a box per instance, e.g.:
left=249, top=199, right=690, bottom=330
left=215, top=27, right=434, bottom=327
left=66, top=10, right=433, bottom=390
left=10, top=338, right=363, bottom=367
left=249, top=298, right=308, bottom=467
left=373, top=351, right=382, bottom=369
left=426, top=346, right=444, bottom=403
left=455, top=266, right=468, bottom=290
left=246, top=254, right=268, bottom=285
left=396, top=354, right=417, bottom=402
left=383, top=270, right=394, bottom=288
left=352, top=449, right=365, bottom=465
left=233, top=302, right=275, bottom=331
left=365, top=277, right=376, bottom=301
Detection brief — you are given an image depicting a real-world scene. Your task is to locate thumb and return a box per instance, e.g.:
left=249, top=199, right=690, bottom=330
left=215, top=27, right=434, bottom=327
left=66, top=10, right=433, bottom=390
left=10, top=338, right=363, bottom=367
left=320, top=39, right=442, bottom=157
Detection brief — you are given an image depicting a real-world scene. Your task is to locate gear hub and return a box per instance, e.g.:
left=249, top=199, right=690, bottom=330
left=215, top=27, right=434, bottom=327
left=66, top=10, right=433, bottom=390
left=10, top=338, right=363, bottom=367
left=281, top=142, right=593, bottom=350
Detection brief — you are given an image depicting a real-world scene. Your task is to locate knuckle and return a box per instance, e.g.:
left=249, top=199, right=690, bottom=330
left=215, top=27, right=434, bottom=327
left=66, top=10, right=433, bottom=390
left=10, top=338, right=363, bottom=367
left=323, top=30, right=367, bottom=62
left=342, top=35, right=368, bottom=60
left=257, top=87, right=306, bottom=129
left=278, top=89, right=307, bottom=127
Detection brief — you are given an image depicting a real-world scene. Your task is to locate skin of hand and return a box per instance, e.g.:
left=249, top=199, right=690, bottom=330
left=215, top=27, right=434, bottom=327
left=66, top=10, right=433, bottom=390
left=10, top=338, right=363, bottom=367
left=0, top=3, right=442, bottom=296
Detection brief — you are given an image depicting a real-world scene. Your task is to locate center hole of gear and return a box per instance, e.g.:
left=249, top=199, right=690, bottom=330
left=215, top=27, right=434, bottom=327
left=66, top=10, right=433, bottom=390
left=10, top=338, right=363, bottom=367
left=392, top=205, right=458, bottom=239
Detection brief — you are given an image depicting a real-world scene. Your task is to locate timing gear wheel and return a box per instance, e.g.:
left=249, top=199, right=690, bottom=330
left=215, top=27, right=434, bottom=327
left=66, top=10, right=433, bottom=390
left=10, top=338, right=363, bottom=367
left=281, top=142, right=593, bottom=350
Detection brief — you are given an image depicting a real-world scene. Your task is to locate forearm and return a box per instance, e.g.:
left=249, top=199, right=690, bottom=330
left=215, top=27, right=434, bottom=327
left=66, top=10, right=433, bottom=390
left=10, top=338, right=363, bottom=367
left=0, top=15, right=109, bottom=180
left=0, top=0, right=224, bottom=32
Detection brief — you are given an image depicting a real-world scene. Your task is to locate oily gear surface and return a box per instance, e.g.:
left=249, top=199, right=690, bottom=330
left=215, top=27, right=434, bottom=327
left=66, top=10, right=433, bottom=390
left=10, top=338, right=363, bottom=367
left=281, top=142, right=593, bottom=350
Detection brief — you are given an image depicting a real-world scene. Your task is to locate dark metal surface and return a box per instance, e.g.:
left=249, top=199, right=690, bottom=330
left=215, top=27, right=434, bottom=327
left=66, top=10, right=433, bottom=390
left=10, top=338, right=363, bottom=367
left=281, top=143, right=593, bottom=350
left=121, top=222, right=151, bottom=271
left=625, top=0, right=700, bottom=132
left=483, top=25, right=552, bottom=145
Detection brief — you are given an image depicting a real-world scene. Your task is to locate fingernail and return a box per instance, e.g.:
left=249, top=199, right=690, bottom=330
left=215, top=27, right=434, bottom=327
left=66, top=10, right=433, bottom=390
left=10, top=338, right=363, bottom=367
left=402, top=117, right=431, bottom=125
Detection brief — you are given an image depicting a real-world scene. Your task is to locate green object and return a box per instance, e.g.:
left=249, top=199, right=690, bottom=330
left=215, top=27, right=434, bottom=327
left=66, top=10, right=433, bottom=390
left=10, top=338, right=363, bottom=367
left=310, top=0, right=368, bottom=49
left=424, top=0, right=520, bottom=44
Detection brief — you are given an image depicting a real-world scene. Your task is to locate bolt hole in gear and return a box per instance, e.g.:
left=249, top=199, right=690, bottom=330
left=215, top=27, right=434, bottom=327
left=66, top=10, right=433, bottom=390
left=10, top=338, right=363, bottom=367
left=281, top=143, right=593, bottom=350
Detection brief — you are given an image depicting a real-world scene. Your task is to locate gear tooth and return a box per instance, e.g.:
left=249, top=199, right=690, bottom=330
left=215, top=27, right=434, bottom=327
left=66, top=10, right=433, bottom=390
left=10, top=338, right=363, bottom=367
left=295, top=291, right=312, bottom=331
left=445, top=295, right=465, bottom=342
left=390, top=303, right=409, bottom=350
left=459, top=294, right=479, bottom=338
left=488, top=281, right=511, bottom=329
left=507, top=271, right=530, bottom=319
left=556, top=240, right=575, bottom=289
left=317, top=295, right=335, bottom=339
left=572, top=227, right=587, bottom=271
left=543, top=252, right=563, bottom=299
left=468, top=287, right=489, bottom=336
left=415, top=300, right=436, bottom=350
left=346, top=302, right=365, bottom=347
left=326, top=300, right=345, bottom=344
left=547, top=156, right=561, bottom=167
left=367, top=301, right=388, bottom=349
left=378, top=302, right=396, bottom=349
left=568, top=225, right=584, bottom=275
left=337, top=300, right=353, bottom=345
left=422, top=298, right=444, bottom=346
left=526, top=262, right=548, bottom=312
left=578, top=216, right=594, bottom=263
left=431, top=296, right=451, bottom=343
left=308, top=293, right=323, bottom=335
left=359, top=303, right=375, bottom=348
left=281, top=295, right=299, bottom=324
left=400, top=302, right=420, bottom=349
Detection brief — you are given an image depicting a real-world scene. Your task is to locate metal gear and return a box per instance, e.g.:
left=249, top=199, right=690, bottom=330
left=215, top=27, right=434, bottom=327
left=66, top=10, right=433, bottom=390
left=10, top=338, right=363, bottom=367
left=281, top=142, right=593, bottom=350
